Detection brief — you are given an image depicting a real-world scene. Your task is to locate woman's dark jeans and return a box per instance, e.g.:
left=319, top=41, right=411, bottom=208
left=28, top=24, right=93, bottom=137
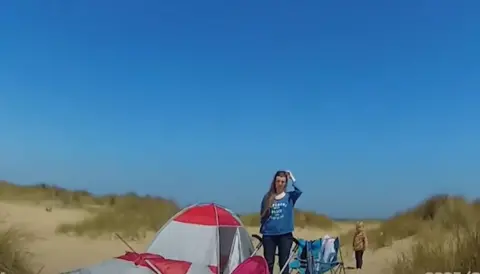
left=262, top=232, right=293, bottom=274
left=355, top=250, right=364, bottom=269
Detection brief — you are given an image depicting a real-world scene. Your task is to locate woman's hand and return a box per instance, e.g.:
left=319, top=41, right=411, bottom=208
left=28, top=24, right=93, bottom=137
left=286, top=170, right=296, bottom=182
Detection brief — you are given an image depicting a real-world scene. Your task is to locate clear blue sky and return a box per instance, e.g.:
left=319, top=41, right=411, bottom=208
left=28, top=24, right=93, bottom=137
left=0, top=1, right=479, bottom=218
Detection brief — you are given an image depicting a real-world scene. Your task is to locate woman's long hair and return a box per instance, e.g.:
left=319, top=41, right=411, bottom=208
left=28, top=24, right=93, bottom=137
left=260, top=170, right=288, bottom=218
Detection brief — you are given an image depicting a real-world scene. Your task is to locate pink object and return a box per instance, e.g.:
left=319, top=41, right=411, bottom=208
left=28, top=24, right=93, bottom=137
left=117, top=252, right=217, bottom=274
left=231, top=256, right=269, bottom=274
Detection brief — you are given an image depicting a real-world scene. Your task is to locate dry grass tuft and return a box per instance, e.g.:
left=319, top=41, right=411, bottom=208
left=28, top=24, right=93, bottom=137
left=361, top=194, right=477, bottom=249
left=390, top=222, right=480, bottom=274
left=386, top=195, right=480, bottom=274
left=337, top=194, right=480, bottom=256
left=0, top=226, right=36, bottom=274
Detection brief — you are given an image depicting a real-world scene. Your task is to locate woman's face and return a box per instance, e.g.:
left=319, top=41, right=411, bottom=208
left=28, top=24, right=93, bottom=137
left=274, top=175, right=287, bottom=193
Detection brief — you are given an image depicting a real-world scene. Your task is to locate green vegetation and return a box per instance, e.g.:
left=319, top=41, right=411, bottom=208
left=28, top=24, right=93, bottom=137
left=0, top=181, right=335, bottom=238
left=391, top=223, right=480, bottom=274
left=55, top=194, right=179, bottom=239
left=0, top=180, right=109, bottom=207
left=336, top=194, right=480, bottom=273
left=58, top=206, right=335, bottom=239
left=240, top=209, right=335, bottom=229
left=7, top=179, right=480, bottom=272
left=362, top=195, right=478, bottom=249
left=388, top=195, right=480, bottom=273
left=0, top=180, right=180, bottom=239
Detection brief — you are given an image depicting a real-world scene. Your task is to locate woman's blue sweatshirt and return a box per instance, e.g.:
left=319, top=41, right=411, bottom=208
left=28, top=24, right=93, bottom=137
left=260, top=183, right=302, bottom=235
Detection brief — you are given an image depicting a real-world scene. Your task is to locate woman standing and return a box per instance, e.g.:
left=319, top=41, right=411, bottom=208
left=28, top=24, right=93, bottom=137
left=352, top=221, right=368, bottom=270
left=260, top=170, right=302, bottom=274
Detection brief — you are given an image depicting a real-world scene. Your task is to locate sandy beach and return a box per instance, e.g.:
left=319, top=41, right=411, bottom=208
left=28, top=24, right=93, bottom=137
left=0, top=201, right=411, bottom=274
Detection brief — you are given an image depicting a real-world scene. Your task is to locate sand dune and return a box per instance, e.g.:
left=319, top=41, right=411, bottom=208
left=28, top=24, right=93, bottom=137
left=0, top=201, right=405, bottom=274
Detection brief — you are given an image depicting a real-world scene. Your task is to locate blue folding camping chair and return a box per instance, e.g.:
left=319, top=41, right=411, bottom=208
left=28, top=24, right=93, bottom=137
left=288, top=237, right=346, bottom=274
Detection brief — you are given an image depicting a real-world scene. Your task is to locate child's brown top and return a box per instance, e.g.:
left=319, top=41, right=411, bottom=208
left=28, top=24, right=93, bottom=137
left=352, top=230, right=368, bottom=251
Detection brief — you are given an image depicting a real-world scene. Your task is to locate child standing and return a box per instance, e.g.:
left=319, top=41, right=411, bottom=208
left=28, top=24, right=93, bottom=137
left=352, top=221, right=368, bottom=270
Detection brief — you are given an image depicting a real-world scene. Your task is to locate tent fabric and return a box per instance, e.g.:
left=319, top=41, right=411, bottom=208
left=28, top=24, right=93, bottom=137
left=147, top=221, right=219, bottom=266
left=146, top=203, right=254, bottom=273
left=173, top=204, right=241, bottom=226
left=62, top=203, right=255, bottom=274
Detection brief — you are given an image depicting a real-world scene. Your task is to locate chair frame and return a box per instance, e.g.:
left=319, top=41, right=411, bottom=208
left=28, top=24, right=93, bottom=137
left=250, top=234, right=346, bottom=274
left=316, top=237, right=346, bottom=274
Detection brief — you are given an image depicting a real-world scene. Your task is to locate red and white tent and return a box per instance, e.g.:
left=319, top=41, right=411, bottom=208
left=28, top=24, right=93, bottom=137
left=62, top=203, right=257, bottom=274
